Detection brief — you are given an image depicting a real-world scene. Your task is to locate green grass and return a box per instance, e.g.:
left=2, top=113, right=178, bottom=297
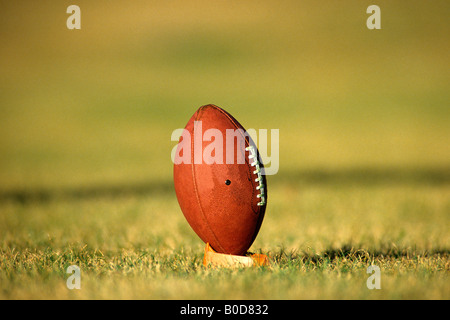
left=1, top=179, right=448, bottom=299
left=0, top=1, right=449, bottom=299
left=1, top=245, right=447, bottom=300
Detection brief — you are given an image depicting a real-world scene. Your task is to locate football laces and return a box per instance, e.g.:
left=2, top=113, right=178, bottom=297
left=245, top=145, right=266, bottom=207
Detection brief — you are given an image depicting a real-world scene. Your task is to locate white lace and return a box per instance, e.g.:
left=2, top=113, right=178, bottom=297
left=245, top=145, right=266, bottom=206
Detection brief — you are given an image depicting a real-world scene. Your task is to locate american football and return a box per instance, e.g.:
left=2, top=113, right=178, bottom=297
left=173, top=104, right=267, bottom=255
left=1, top=2, right=447, bottom=302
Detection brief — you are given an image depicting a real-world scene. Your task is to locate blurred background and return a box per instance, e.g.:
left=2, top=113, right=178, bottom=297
left=0, top=0, right=448, bottom=192
left=0, top=0, right=449, bottom=299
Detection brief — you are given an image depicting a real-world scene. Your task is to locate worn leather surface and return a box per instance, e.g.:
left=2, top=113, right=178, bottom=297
left=173, top=104, right=267, bottom=255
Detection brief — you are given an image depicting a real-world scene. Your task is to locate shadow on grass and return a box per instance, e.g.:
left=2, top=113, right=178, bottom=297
left=0, top=180, right=175, bottom=205
left=271, top=166, right=450, bottom=187
left=269, top=244, right=450, bottom=267
left=0, top=166, right=448, bottom=204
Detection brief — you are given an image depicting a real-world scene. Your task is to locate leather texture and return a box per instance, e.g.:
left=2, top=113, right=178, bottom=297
left=173, top=104, right=267, bottom=255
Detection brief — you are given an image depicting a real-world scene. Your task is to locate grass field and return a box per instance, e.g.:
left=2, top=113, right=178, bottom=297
left=0, top=1, right=449, bottom=299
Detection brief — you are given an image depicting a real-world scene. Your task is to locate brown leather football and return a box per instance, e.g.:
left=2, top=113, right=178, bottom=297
left=173, top=104, right=267, bottom=255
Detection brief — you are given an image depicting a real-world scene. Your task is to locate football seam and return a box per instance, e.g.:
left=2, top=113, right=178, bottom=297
left=210, top=105, right=267, bottom=248
left=191, top=106, right=226, bottom=253
left=192, top=104, right=266, bottom=254
left=211, top=105, right=260, bottom=214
